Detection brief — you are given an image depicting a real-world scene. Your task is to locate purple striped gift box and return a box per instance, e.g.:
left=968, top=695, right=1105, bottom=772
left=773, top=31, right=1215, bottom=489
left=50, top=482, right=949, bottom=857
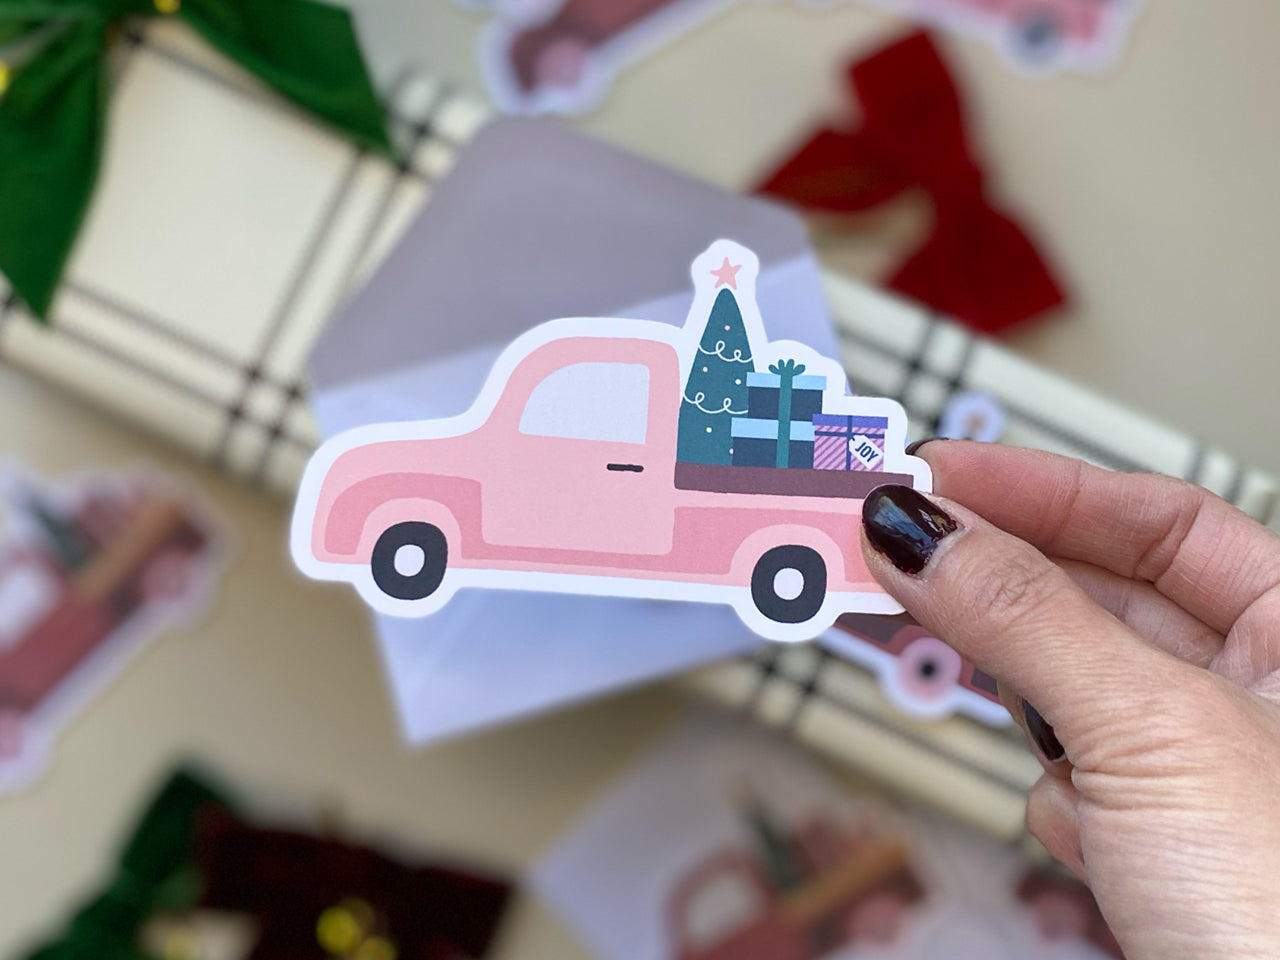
left=812, top=414, right=888, bottom=471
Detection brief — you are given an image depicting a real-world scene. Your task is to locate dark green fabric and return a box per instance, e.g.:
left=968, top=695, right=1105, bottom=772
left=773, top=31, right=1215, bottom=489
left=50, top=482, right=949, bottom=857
left=0, top=17, right=42, bottom=45
left=0, top=0, right=390, bottom=320
left=18, top=768, right=237, bottom=960
left=0, top=15, right=105, bottom=319
left=180, top=0, right=390, bottom=154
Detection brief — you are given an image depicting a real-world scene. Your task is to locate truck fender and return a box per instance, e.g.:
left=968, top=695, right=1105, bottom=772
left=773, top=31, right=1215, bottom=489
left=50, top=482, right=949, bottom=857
left=729, top=525, right=846, bottom=588
left=355, top=498, right=463, bottom=564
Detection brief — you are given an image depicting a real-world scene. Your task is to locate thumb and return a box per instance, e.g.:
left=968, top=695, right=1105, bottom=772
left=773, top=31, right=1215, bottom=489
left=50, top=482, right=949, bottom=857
left=859, top=485, right=1185, bottom=754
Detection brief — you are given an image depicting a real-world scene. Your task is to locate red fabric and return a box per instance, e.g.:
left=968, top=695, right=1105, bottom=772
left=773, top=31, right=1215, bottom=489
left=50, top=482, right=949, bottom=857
left=758, top=31, right=1066, bottom=334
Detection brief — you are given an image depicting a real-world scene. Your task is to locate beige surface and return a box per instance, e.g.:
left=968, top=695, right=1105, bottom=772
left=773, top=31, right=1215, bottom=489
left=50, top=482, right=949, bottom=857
left=3, top=3, right=1279, bottom=958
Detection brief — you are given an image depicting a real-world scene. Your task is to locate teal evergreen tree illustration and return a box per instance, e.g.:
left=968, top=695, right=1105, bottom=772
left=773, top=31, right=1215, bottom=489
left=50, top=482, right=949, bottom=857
left=735, top=787, right=807, bottom=892
left=677, top=288, right=754, bottom=464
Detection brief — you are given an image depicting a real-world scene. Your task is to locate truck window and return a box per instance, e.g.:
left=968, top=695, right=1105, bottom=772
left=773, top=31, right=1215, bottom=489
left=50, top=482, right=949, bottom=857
left=0, top=565, right=58, bottom=649
left=519, top=362, right=649, bottom=444
left=683, top=870, right=760, bottom=950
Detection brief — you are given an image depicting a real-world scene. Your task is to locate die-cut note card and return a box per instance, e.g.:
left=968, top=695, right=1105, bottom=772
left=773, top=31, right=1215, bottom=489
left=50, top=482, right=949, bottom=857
left=292, top=240, right=929, bottom=642
left=467, top=0, right=1144, bottom=115
left=0, top=462, right=226, bottom=795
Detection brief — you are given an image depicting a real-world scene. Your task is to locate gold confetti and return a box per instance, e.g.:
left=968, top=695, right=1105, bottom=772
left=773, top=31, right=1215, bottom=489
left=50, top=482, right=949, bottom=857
left=316, top=906, right=362, bottom=956
left=154, top=0, right=181, bottom=14
left=0, top=62, right=11, bottom=96
left=163, top=927, right=202, bottom=960
left=354, top=937, right=398, bottom=960
left=342, top=898, right=376, bottom=932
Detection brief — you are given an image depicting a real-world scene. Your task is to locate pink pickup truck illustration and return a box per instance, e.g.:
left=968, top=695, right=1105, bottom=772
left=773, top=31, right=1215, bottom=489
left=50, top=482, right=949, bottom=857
left=475, top=0, right=1138, bottom=114
left=895, top=0, right=1122, bottom=63
left=822, top=612, right=1012, bottom=726
left=0, top=472, right=217, bottom=787
left=1017, top=868, right=1124, bottom=958
left=669, top=825, right=922, bottom=960
left=292, top=242, right=929, bottom=641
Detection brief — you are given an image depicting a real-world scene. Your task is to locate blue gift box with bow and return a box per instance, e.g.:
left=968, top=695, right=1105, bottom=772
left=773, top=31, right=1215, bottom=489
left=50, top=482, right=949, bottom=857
left=730, top=418, right=815, bottom=469
left=746, top=371, right=826, bottom=422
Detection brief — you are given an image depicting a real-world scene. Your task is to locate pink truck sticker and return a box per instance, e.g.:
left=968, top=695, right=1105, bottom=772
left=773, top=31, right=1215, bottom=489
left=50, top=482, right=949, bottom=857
left=469, top=0, right=1145, bottom=115
left=291, top=241, right=930, bottom=642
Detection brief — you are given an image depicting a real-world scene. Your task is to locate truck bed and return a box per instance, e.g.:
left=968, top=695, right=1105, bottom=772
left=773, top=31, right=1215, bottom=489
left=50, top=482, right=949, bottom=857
left=674, top=463, right=912, bottom=499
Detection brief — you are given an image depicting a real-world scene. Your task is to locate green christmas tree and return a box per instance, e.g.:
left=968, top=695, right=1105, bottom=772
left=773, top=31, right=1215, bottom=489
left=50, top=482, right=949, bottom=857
left=677, top=288, right=754, bottom=464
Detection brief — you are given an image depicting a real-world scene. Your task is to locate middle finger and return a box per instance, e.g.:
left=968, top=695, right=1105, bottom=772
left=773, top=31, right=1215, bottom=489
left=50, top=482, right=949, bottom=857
left=1055, top=558, right=1224, bottom=669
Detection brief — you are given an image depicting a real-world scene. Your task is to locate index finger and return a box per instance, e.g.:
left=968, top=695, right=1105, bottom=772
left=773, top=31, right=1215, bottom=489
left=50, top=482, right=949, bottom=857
left=918, top=441, right=1280, bottom=636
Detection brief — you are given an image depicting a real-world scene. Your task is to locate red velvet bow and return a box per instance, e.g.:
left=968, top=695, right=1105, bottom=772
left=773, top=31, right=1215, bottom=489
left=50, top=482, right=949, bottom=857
left=196, top=811, right=512, bottom=960
left=758, top=31, right=1067, bottom=334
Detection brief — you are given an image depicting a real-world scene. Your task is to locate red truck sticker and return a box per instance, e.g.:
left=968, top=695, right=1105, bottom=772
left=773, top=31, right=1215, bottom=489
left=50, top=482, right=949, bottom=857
left=822, top=612, right=1012, bottom=726
left=465, top=0, right=1145, bottom=115
left=0, top=463, right=226, bottom=794
left=668, top=813, right=924, bottom=960
left=534, top=713, right=1124, bottom=960
left=291, top=240, right=929, bottom=642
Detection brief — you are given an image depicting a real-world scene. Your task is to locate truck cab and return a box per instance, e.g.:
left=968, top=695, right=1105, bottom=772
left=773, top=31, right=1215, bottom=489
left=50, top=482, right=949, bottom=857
left=480, top=335, right=681, bottom=556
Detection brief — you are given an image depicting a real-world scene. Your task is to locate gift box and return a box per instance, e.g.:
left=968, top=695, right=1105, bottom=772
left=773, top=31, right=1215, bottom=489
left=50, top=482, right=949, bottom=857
left=813, top=414, right=889, bottom=471
left=0, top=18, right=490, bottom=493
left=746, top=370, right=825, bottom=422
left=730, top=417, right=815, bottom=468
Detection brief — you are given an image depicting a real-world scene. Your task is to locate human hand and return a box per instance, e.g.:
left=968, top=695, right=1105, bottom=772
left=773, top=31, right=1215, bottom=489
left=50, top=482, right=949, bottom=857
left=860, top=442, right=1280, bottom=960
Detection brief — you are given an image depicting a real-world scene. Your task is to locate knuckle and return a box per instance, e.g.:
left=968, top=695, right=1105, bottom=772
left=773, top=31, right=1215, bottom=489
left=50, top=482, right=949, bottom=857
left=956, top=545, right=1068, bottom=629
left=1074, top=666, right=1229, bottom=772
left=1130, top=474, right=1215, bottom=582
left=1157, top=473, right=1214, bottom=507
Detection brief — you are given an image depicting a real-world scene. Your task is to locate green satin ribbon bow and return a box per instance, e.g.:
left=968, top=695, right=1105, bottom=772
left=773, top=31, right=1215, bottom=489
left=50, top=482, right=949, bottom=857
left=0, top=0, right=391, bottom=321
left=22, top=769, right=236, bottom=960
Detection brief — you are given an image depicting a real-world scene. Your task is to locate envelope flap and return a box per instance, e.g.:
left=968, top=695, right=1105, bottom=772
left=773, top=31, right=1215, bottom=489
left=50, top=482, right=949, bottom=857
left=309, top=116, right=810, bottom=392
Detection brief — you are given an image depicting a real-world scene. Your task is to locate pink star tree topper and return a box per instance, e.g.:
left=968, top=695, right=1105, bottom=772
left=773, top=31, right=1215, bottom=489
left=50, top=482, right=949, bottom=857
left=710, top=257, right=742, bottom=290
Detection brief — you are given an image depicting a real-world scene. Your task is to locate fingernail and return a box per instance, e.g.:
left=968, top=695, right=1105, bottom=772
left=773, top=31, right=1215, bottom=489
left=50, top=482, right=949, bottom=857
left=1021, top=700, right=1065, bottom=762
left=905, top=437, right=942, bottom=456
left=862, top=485, right=958, bottom=574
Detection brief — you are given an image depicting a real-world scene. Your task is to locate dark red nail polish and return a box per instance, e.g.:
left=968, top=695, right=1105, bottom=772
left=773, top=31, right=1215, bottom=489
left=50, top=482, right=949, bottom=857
left=862, top=485, right=957, bottom=574
left=1021, top=700, right=1065, bottom=762
left=905, top=437, right=942, bottom=456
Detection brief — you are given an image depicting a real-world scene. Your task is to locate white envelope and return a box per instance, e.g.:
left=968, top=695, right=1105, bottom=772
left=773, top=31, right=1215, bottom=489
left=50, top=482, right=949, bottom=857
left=308, top=118, right=841, bottom=743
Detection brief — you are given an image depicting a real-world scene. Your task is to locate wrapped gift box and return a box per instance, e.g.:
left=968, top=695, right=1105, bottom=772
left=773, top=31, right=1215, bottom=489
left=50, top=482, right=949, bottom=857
left=730, top=417, right=815, bottom=468
left=745, top=370, right=824, bottom=421
left=813, top=414, right=888, bottom=471
left=0, top=19, right=490, bottom=493
left=1, top=26, right=1275, bottom=842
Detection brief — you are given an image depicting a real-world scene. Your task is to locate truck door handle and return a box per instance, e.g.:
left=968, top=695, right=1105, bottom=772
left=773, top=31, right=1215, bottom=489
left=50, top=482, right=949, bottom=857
left=606, top=463, right=644, bottom=473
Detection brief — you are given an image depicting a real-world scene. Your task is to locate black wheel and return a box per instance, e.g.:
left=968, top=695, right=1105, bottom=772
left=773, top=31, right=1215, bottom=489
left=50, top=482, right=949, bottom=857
left=1012, top=9, right=1062, bottom=63
left=371, top=522, right=448, bottom=601
left=751, top=545, right=827, bottom=625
